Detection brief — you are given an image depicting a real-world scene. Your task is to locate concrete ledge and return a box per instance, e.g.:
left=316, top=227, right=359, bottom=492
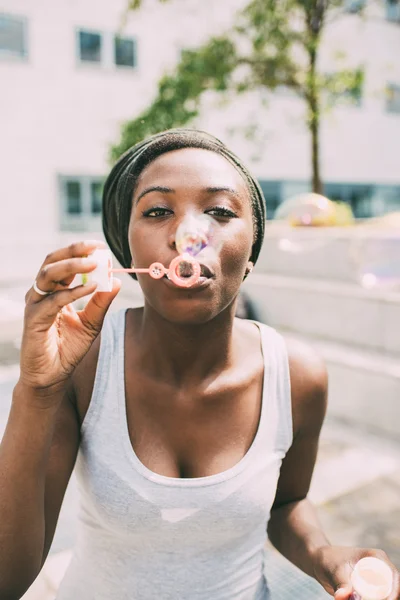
left=281, top=330, right=400, bottom=438
left=259, top=225, right=400, bottom=286
left=244, top=273, right=400, bottom=355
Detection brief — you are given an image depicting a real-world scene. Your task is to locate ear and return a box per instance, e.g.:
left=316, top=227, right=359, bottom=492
left=246, top=261, right=254, bottom=275
left=243, top=261, right=254, bottom=280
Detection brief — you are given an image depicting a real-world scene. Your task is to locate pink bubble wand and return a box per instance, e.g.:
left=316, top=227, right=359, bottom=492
left=111, top=254, right=201, bottom=288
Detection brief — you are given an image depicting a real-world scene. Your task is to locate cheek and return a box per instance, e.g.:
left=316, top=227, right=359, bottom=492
left=128, top=220, right=157, bottom=265
left=220, top=225, right=253, bottom=278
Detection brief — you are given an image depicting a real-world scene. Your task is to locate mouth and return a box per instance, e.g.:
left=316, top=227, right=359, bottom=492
left=163, top=262, right=215, bottom=279
left=163, top=261, right=215, bottom=289
left=199, top=264, right=214, bottom=279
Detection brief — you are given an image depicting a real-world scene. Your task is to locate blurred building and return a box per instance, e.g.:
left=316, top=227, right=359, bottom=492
left=0, top=0, right=400, bottom=282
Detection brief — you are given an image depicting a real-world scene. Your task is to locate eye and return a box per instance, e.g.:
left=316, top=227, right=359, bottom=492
left=142, top=206, right=173, bottom=218
left=205, top=206, right=238, bottom=219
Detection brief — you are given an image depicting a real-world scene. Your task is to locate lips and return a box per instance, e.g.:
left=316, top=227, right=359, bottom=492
left=161, top=259, right=215, bottom=290
left=200, top=263, right=214, bottom=279
left=163, top=261, right=215, bottom=280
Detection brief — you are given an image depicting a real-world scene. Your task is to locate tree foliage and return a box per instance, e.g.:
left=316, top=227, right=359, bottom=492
left=112, top=0, right=365, bottom=193
left=112, top=37, right=237, bottom=160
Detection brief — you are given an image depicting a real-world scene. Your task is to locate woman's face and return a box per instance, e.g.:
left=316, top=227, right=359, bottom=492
left=128, top=148, right=254, bottom=324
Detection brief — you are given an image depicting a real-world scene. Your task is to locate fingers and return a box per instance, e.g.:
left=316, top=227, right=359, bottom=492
left=79, top=278, right=122, bottom=332
left=27, top=240, right=105, bottom=303
left=29, top=257, right=99, bottom=302
left=24, top=281, right=99, bottom=330
left=334, top=585, right=353, bottom=599
left=40, top=240, right=106, bottom=269
left=388, top=568, right=400, bottom=600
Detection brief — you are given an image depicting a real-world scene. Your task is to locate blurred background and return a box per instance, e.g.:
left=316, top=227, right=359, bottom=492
left=0, top=0, right=399, bottom=598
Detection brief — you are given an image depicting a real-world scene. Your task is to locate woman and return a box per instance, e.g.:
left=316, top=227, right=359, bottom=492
left=0, top=129, right=398, bottom=600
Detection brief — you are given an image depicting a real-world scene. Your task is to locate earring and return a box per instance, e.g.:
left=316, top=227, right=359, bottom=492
left=246, top=261, right=254, bottom=276
left=243, top=262, right=253, bottom=280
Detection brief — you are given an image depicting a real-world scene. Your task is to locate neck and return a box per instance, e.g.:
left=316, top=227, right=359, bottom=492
left=135, top=302, right=238, bottom=386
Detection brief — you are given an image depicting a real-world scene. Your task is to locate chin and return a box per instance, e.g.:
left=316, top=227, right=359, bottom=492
left=141, top=290, right=223, bottom=325
left=154, top=298, right=222, bottom=325
left=139, top=276, right=239, bottom=325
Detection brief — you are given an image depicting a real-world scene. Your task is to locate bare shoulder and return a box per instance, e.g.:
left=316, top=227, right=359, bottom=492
left=282, top=334, right=328, bottom=438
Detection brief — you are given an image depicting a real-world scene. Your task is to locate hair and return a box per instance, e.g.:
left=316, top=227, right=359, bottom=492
left=102, top=128, right=266, bottom=278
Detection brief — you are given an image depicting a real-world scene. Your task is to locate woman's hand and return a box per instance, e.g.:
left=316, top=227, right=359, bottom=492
left=313, top=545, right=399, bottom=599
left=20, top=240, right=121, bottom=397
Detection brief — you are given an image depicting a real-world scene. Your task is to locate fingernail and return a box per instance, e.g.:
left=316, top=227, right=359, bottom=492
left=81, top=257, right=98, bottom=266
left=83, top=239, right=106, bottom=247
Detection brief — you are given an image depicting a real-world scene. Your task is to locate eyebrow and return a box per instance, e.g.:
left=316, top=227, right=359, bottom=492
left=135, top=185, right=241, bottom=204
left=135, top=186, right=174, bottom=204
left=205, top=186, right=241, bottom=199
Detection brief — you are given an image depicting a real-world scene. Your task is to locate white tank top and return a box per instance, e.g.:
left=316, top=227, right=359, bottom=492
left=56, top=309, right=293, bottom=600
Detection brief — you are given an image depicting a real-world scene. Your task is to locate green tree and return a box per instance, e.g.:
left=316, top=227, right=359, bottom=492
left=112, top=0, right=365, bottom=194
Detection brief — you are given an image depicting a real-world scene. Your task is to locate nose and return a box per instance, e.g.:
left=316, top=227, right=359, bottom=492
left=168, top=230, right=177, bottom=251
left=167, top=211, right=193, bottom=252
left=168, top=211, right=202, bottom=254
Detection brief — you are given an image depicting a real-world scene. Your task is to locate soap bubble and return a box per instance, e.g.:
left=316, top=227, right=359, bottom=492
left=273, top=194, right=337, bottom=255
left=274, top=193, right=337, bottom=227
left=273, top=194, right=354, bottom=255
left=175, top=214, right=222, bottom=257
left=351, top=229, right=400, bottom=291
left=271, top=195, right=399, bottom=291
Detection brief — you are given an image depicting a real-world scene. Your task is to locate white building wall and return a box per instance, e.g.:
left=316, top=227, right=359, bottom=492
left=0, top=0, right=399, bottom=282
left=0, top=0, right=244, bottom=280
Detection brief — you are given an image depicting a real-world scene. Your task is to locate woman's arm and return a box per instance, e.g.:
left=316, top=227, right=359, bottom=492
left=0, top=381, right=79, bottom=600
left=267, top=337, right=330, bottom=577
left=267, top=339, right=400, bottom=599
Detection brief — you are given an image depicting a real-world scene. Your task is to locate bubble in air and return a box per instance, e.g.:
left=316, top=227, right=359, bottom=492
left=351, top=231, right=400, bottom=291
left=274, top=193, right=337, bottom=227
left=175, top=214, right=222, bottom=257
left=273, top=194, right=354, bottom=255
left=360, top=259, right=400, bottom=291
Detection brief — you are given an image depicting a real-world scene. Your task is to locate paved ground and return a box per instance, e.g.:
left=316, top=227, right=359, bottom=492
left=0, top=282, right=399, bottom=599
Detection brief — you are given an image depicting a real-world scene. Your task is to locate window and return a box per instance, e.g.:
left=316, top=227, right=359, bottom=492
left=324, top=183, right=373, bottom=218
left=258, top=181, right=282, bottom=219
left=78, top=30, right=102, bottom=63
left=115, top=36, right=136, bottom=68
left=66, top=181, right=82, bottom=214
left=386, top=84, right=400, bottom=113
left=386, top=0, right=400, bottom=22
left=0, top=14, right=27, bottom=59
left=60, top=176, right=104, bottom=231
left=91, top=181, right=103, bottom=214
left=76, top=29, right=137, bottom=69
left=345, top=0, right=366, bottom=13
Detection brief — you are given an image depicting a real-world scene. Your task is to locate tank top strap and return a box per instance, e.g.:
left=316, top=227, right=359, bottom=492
left=80, top=308, right=127, bottom=436
left=256, top=322, right=293, bottom=456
